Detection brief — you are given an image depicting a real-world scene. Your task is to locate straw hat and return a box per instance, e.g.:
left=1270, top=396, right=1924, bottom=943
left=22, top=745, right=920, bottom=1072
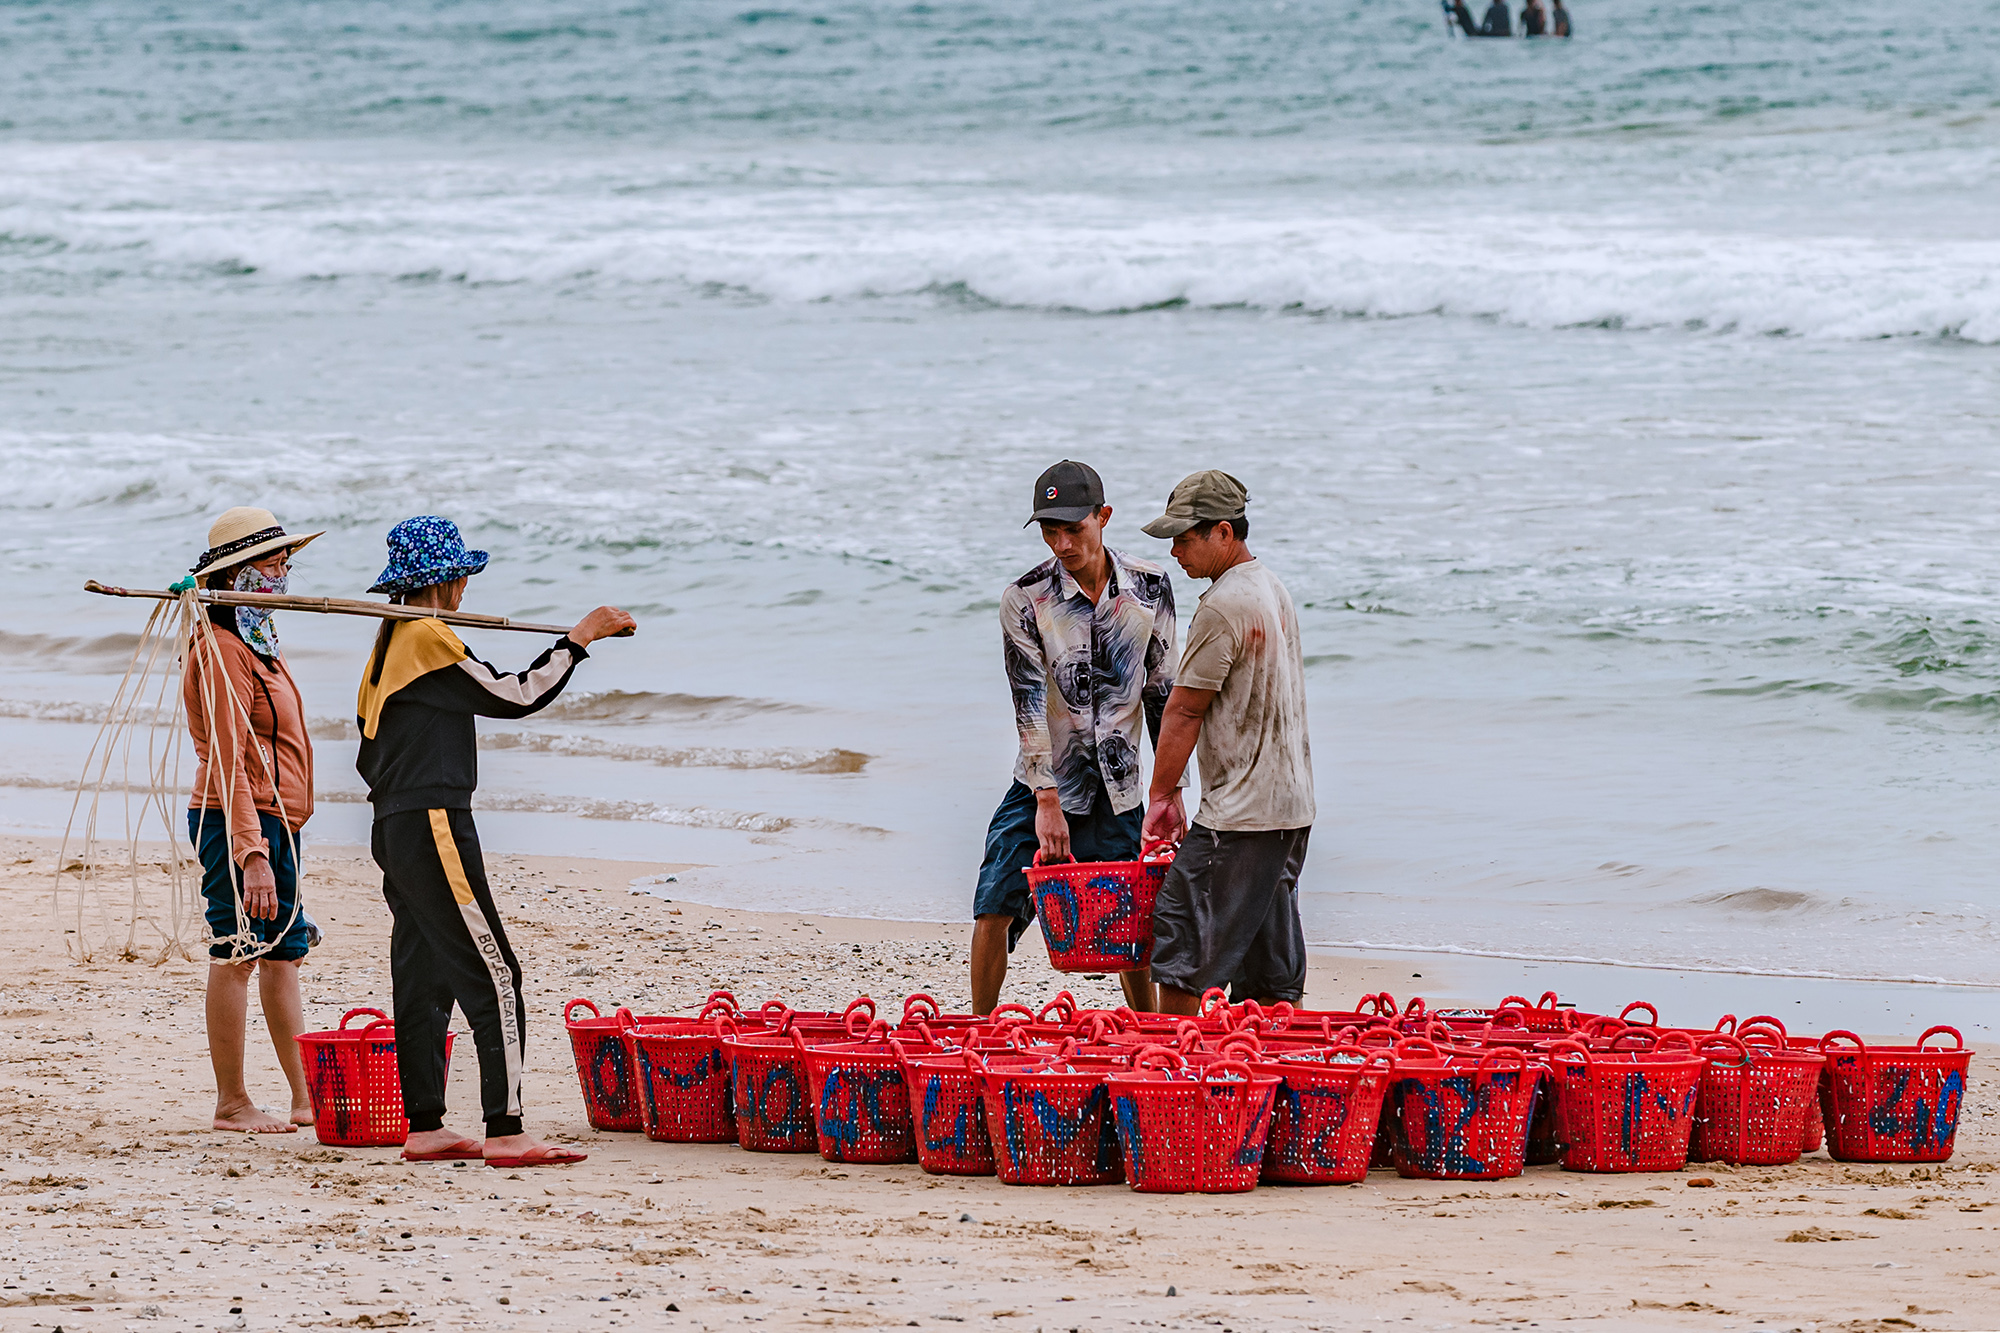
left=190, top=506, right=324, bottom=579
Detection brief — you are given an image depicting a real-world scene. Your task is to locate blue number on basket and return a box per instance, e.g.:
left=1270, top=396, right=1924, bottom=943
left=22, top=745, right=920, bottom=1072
left=739, top=1062, right=810, bottom=1139
left=921, top=1074, right=977, bottom=1159
left=818, top=1067, right=905, bottom=1156
left=1085, top=872, right=1144, bottom=964
left=1037, top=881, right=1081, bottom=954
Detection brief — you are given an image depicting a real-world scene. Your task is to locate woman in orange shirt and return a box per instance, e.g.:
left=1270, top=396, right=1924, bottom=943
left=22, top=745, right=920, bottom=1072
left=183, top=506, right=323, bottom=1133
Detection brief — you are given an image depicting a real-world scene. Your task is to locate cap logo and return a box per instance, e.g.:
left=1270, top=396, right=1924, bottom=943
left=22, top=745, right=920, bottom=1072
left=1045, top=486, right=1058, bottom=499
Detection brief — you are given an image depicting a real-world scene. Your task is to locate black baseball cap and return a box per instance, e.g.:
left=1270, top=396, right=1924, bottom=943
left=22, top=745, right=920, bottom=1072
left=1026, top=459, right=1106, bottom=526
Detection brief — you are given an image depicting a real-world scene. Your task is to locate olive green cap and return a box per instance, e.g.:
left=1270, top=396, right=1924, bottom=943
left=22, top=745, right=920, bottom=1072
left=1140, top=469, right=1250, bottom=539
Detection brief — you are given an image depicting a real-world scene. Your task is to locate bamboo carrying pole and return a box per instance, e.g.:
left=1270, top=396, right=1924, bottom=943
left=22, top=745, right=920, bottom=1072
left=83, top=580, right=632, bottom=637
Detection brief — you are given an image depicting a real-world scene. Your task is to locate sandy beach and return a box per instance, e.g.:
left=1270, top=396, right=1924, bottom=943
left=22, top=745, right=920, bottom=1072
left=1, top=832, right=1994, bottom=1333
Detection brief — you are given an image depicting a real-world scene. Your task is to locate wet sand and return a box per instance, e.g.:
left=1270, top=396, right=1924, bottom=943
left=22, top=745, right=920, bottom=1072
left=6, top=831, right=2000, bottom=1332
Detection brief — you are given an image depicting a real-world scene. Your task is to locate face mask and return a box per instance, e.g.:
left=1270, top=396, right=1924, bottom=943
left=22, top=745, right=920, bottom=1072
left=233, top=564, right=287, bottom=659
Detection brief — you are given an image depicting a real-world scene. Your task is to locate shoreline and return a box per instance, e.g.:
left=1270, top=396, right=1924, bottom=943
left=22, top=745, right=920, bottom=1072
left=9, top=830, right=2000, bottom=1330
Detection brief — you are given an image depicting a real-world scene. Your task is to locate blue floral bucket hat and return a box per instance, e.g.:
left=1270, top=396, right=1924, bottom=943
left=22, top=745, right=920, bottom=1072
left=368, top=515, right=490, bottom=596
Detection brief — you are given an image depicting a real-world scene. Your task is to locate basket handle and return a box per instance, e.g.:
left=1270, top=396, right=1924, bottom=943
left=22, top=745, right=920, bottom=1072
left=1403, top=996, right=1428, bottom=1021
left=341, top=1006, right=392, bottom=1030
left=1578, top=1015, right=1626, bottom=1039
left=1473, top=1046, right=1528, bottom=1083
left=360, top=1019, right=396, bottom=1038
left=1496, top=995, right=1533, bottom=1012
left=1202, top=1058, right=1256, bottom=1086
left=988, top=1003, right=1035, bottom=1025
left=903, top=993, right=941, bottom=1024
left=1696, top=1032, right=1750, bottom=1065
left=789, top=1028, right=813, bottom=1060
left=1918, top=1025, right=1965, bottom=1051
left=1035, top=991, right=1079, bottom=1024
left=1819, top=1029, right=1866, bottom=1057
left=696, top=997, right=736, bottom=1022
left=1030, top=848, right=1074, bottom=867
left=1132, top=1044, right=1185, bottom=1073
left=1199, top=988, right=1232, bottom=1019
left=1486, top=1008, right=1528, bottom=1032
left=1618, top=1001, right=1660, bottom=1027
left=844, top=1005, right=877, bottom=1037
left=756, top=1000, right=793, bottom=1026
left=1216, top=1032, right=1264, bottom=1060
left=1173, top=1020, right=1205, bottom=1053
left=1738, top=1014, right=1788, bottom=1040
left=712, top=1013, right=739, bottom=1039
left=1359, top=991, right=1397, bottom=1017
left=704, top=989, right=740, bottom=1012
left=1139, top=838, right=1178, bottom=864
left=1544, top=1038, right=1592, bottom=1068
left=843, top=995, right=877, bottom=1021
left=1537, top=991, right=1561, bottom=1010
left=613, top=1007, right=637, bottom=1031
left=1393, top=1036, right=1443, bottom=1059
left=1606, top=1027, right=1659, bottom=1052
left=1080, top=1013, right=1116, bottom=1045
left=1652, top=1030, right=1698, bottom=1053
left=1711, top=1013, right=1738, bottom=1035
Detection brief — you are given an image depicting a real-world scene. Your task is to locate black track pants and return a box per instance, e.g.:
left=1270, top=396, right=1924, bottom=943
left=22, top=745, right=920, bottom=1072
left=372, top=808, right=527, bottom=1139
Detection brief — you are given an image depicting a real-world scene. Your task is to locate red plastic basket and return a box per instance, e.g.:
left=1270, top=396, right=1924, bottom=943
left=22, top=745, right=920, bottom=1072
left=898, top=1045, right=996, bottom=1176
left=723, top=1028, right=818, bottom=1153
left=564, top=999, right=645, bottom=1132
left=626, top=1018, right=736, bottom=1144
left=796, top=1025, right=918, bottom=1165
left=1256, top=1046, right=1396, bottom=1185
left=297, top=1008, right=453, bottom=1148
left=1108, top=1050, right=1279, bottom=1194
left=974, top=1052, right=1125, bottom=1186
left=1736, top=1017, right=1826, bottom=1152
left=1545, top=1034, right=1705, bottom=1173
left=1023, top=842, right=1175, bottom=973
left=1386, top=1042, right=1540, bottom=1180
left=1819, top=1027, right=1972, bottom=1163
left=1688, top=1033, right=1825, bottom=1166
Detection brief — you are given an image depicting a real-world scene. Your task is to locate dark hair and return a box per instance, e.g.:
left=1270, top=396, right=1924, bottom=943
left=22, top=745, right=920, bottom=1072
left=1037, top=506, right=1109, bottom=531
left=1189, top=514, right=1249, bottom=540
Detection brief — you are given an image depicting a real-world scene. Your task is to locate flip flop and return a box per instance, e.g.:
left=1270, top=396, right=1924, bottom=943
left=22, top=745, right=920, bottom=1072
left=486, top=1145, right=588, bottom=1169
left=401, top=1140, right=484, bottom=1162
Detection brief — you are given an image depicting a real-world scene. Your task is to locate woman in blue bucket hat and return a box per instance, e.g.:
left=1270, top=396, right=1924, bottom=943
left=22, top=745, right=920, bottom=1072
left=355, top=516, right=635, bottom=1168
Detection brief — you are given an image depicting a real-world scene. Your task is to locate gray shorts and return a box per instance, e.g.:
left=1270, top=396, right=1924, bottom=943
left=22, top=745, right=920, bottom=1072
left=1150, top=823, right=1310, bottom=1004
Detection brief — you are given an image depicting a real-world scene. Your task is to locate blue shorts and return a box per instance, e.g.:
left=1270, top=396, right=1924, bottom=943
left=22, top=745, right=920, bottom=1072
left=974, top=780, right=1142, bottom=951
left=188, top=809, right=313, bottom=963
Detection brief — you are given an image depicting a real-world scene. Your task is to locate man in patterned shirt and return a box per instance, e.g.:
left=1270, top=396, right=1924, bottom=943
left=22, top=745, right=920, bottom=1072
left=971, top=459, right=1183, bottom=1014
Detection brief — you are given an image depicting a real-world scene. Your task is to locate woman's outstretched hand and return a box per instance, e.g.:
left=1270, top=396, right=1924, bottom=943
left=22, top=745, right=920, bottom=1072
left=570, top=607, right=637, bottom=646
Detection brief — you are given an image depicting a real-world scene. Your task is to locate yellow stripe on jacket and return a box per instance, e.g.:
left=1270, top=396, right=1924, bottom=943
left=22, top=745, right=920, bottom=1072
left=356, top=617, right=470, bottom=741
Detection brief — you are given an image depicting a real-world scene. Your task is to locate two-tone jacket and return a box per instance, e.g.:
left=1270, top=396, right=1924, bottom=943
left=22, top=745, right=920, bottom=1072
left=355, top=617, right=587, bottom=819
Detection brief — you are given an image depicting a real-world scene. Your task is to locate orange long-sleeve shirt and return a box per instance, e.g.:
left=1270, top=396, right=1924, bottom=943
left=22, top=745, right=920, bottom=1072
left=184, top=623, right=315, bottom=866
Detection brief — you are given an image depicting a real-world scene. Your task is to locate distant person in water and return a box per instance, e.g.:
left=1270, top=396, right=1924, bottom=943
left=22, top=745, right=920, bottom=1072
left=1552, top=0, right=1572, bottom=36
left=1481, top=0, right=1512, bottom=36
left=1521, top=0, right=1547, bottom=35
left=1449, top=0, right=1480, bottom=35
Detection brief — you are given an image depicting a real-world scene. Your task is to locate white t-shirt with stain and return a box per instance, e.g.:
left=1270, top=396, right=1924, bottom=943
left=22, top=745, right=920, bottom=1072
left=1177, top=558, right=1316, bottom=832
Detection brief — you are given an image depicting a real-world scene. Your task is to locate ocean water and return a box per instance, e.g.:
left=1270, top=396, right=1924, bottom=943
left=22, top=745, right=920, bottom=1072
left=3, top=1, right=1999, bottom=989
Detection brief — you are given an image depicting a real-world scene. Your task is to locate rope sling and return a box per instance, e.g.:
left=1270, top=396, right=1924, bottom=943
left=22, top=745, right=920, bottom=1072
left=57, top=583, right=302, bottom=964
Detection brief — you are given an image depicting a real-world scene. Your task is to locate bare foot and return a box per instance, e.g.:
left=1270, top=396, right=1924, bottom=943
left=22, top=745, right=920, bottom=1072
left=213, top=1103, right=297, bottom=1134
left=483, top=1132, right=586, bottom=1167
left=290, top=1104, right=316, bottom=1127
left=404, top=1126, right=482, bottom=1159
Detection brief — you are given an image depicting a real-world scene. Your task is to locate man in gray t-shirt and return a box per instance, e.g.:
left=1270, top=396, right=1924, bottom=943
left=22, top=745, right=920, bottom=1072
left=1140, top=470, right=1316, bottom=1012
